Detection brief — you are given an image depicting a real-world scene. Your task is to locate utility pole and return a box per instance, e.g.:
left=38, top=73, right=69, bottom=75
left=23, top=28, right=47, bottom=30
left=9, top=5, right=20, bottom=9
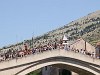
left=31, top=32, right=34, bottom=48
left=16, top=35, right=18, bottom=46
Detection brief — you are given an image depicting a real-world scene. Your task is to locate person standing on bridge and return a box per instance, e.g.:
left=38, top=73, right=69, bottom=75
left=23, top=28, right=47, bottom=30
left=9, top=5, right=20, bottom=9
left=54, top=42, right=57, bottom=49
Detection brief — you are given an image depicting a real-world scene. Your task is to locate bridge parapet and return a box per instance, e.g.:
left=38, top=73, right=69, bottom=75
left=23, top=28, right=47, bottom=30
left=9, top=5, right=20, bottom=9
left=0, top=49, right=100, bottom=75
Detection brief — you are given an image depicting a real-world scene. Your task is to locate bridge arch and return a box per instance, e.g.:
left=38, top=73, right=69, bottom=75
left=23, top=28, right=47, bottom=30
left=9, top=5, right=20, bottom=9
left=16, top=56, right=99, bottom=75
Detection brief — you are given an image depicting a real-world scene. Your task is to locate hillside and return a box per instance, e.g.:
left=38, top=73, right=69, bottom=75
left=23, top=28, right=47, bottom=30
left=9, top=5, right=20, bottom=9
left=32, top=10, right=100, bottom=46
left=1, top=10, right=100, bottom=50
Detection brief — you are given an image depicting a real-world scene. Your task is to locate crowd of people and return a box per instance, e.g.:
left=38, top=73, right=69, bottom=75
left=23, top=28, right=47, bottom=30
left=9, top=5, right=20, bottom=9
left=0, top=38, right=98, bottom=62
left=0, top=41, right=61, bottom=62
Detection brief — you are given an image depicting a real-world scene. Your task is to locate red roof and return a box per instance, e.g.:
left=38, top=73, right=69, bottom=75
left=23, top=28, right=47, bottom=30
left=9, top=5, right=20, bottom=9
left=96, top=42, right=100, bottom=46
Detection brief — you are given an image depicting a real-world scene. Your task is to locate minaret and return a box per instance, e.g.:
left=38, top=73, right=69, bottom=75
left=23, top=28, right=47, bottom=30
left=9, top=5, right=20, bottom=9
left=63, top=35, right=68, bottom=45
left=63, top=35, right=69, bottom=50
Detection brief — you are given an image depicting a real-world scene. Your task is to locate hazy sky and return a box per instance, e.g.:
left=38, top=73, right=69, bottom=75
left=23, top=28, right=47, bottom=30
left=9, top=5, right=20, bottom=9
left=0, top=0, right=100, bottom=47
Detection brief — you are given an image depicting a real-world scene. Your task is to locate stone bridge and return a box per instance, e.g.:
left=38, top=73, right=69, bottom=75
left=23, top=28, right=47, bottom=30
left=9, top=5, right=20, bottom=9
left=0, top=49, right=100, bottom=75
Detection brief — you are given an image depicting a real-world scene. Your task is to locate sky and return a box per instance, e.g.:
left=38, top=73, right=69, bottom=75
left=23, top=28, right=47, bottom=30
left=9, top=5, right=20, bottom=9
left=0, top=0, right=100, bottom=48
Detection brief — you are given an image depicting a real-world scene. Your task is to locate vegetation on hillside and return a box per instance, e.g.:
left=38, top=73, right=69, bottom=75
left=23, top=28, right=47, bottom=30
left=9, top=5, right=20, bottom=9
left=27, top=70, right=42, bottom=75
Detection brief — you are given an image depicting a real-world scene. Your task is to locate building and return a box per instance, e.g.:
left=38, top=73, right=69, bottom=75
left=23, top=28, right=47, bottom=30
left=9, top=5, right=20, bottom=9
left=42, top=66, right=59, bottom=75
left=42, top=66, right=78, bottom=75
left=70, top=38, right=95, bottom=54
left=96, top=42, right=100, bottom=58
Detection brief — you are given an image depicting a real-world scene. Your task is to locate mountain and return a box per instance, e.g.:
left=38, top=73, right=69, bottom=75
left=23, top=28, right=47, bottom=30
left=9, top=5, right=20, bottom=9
left=1, top=10, right=100, bottom=50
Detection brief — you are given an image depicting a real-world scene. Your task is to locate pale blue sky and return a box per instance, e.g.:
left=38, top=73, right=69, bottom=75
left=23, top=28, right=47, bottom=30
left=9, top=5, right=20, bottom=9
left=0, top=0, right=100, bottom=48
